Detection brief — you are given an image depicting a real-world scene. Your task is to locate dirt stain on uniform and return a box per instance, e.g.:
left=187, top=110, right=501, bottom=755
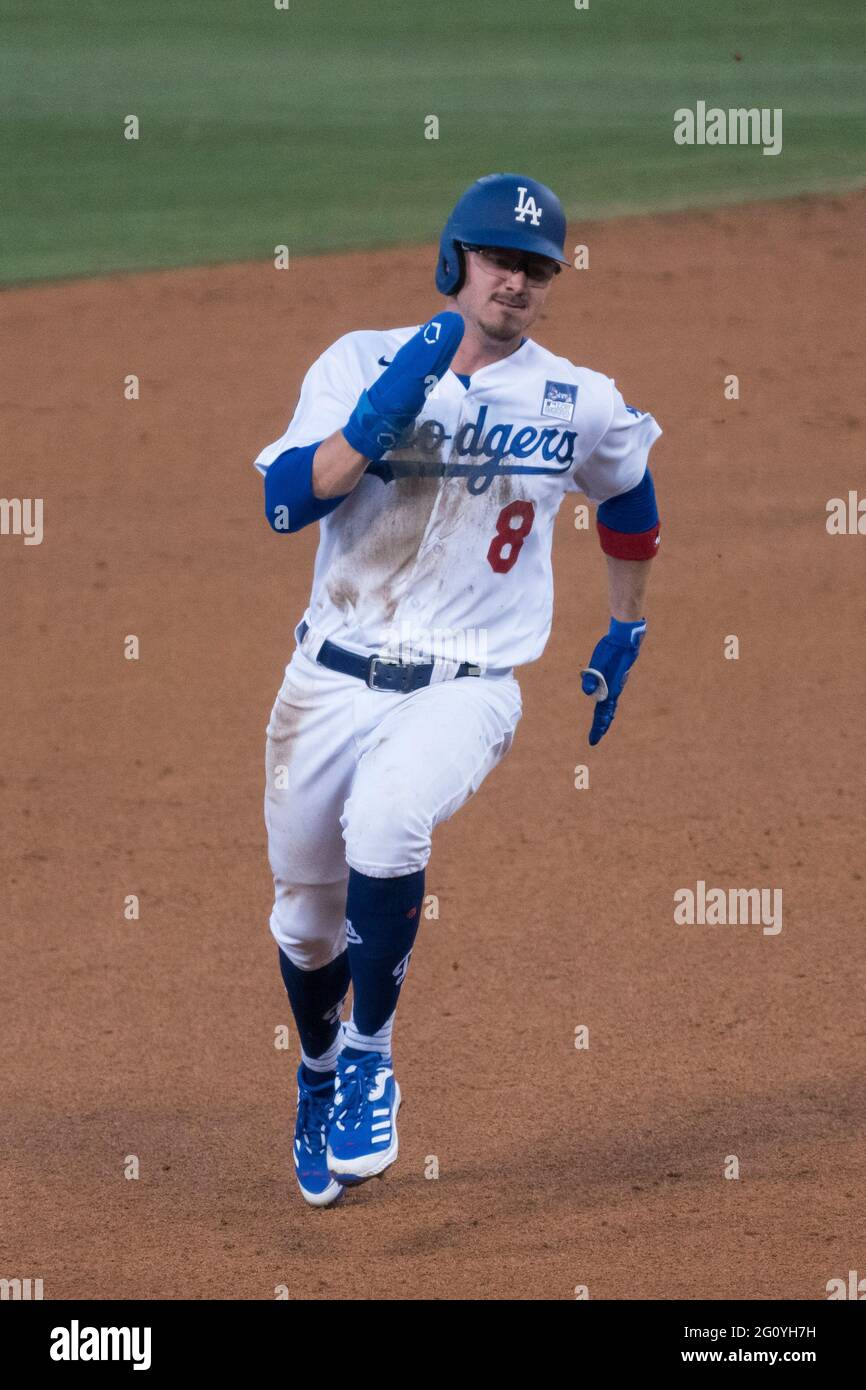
left=322, top=441, right=447, bottom=628
left=328, top=577, right=359, bottom=612
left=265, top=662, right=318, bottom=790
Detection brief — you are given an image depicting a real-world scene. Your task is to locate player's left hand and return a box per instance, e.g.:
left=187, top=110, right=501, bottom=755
left=580, top=617, right=646, bottom=746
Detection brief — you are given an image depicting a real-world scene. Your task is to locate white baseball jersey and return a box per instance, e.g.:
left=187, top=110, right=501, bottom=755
left=254, top=327, right=661, bottom=671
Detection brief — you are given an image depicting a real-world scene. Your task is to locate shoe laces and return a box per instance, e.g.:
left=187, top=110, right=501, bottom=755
left=297, top=1083, right=333, bottom=1156
left=331, top=1053, right=388, bottom=1132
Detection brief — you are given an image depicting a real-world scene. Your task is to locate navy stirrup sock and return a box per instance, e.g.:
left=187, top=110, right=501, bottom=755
left=345, top=867, right=425, bottom=1044
left=278, top=946, right=351, bottom=1082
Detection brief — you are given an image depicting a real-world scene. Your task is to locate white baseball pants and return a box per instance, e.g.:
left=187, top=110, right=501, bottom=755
left=264, top=644, right=522, bottom=970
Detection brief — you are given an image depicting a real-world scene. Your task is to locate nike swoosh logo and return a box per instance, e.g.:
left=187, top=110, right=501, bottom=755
left=378, top=356, right=391, bottom=366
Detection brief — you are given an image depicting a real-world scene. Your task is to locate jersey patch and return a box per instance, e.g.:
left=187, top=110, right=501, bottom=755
left=541, top=380, right=577, bottom=423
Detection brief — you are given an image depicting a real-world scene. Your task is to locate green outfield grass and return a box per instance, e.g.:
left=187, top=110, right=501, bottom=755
left=1, top=0, right=864, bottom=283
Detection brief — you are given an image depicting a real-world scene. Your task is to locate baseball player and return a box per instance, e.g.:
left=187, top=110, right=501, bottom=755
left=254, top=173, right=662, bottom=1207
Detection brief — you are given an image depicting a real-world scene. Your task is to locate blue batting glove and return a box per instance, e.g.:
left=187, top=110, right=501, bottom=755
left=581, top=617, right=647, bottom=746
left=342, top=312, right=464, bottom=460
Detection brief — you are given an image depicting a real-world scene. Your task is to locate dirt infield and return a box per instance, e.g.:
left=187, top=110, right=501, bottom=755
left=2, top=192, right=864, bottom=1301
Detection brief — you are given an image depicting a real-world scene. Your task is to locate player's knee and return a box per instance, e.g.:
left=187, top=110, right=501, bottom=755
left=341, top=783, right=431, bottom=876
left=269, top=879, right=346, bottom=970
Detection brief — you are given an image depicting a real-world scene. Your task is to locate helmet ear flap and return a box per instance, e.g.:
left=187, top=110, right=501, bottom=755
left=436, top=232, right=466, bottom=296
left=449, top=240, right=466, bottom=294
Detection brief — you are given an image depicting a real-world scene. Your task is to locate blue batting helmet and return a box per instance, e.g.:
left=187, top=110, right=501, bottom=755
left=435, top=173, right=569, bottom=296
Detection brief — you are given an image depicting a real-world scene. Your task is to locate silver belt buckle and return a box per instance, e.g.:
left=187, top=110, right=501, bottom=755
left=367, top=655, right=413, bottom=692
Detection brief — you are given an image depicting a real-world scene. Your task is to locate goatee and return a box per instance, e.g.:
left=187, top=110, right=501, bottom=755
left=479, top=315, right=521, bottom=343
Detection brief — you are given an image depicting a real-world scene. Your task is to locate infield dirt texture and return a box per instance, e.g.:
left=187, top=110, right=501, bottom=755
left=2, top=0, right=865, bottom=1300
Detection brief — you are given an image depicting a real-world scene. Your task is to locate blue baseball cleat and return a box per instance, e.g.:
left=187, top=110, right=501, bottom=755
left=293, top=1067, right=344, bottom=1207
left=327, top=1051, right=402, bottom=1183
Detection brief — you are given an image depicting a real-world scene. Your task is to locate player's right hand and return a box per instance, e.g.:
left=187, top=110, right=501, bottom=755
left=342, top=313, right=464, bottom=459
left=375, top=313, right=465, bottom=405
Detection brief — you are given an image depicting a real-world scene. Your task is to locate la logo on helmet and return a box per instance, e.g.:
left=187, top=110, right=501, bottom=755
left=514, top=187, right=543, bottom=226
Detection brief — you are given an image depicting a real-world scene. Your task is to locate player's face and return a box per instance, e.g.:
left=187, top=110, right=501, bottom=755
left=456, top=245, right=559, bottom=342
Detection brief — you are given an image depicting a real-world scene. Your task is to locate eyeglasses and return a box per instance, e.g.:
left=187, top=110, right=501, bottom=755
left=460, top=243, right=561, bottom=286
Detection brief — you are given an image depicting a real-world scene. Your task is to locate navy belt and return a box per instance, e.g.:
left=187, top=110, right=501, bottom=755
left=298, top=622, right=481, bottom=693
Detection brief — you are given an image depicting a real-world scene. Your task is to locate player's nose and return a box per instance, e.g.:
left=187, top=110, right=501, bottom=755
left=502, top=268, right=528, bottom=289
